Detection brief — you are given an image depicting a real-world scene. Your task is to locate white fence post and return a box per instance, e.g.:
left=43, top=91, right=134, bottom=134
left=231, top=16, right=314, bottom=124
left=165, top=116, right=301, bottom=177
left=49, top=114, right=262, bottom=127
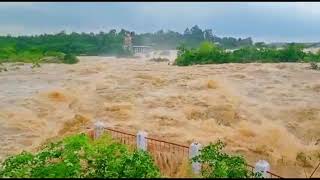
left=136, top=131, right=148, bottom=151
left=189, top=142, right=202, bottom=175
left=94, top=121, right=105, bottom=139
left=254, top=160, right=271, bottom=178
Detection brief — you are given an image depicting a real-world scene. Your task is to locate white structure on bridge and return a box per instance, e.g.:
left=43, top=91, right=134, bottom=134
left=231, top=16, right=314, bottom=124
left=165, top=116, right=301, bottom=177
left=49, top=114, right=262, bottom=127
left=132, top=46, right=153, bottom=54
left=123, top=32, right=133, bottom=51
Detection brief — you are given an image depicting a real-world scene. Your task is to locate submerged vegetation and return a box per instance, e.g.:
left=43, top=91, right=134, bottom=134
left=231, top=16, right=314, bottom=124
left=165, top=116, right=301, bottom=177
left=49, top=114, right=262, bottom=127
left=175, top=41, right=320, bottom=66
left=310, top=62, right=320, bottom=70
left=62, top=54, right=79, bottom=64
left=149, top=57, right=170, bottom=62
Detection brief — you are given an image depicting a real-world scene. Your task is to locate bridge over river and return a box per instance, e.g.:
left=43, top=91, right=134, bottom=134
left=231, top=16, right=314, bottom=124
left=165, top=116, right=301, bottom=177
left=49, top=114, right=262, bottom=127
left=132, top=46, right=153, bottom=54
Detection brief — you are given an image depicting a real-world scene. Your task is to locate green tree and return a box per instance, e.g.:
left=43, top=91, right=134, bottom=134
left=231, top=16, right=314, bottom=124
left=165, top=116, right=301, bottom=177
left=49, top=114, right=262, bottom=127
left=279, top=43, right=305, bottom=62
left=192, top=140, right=261, bottom=178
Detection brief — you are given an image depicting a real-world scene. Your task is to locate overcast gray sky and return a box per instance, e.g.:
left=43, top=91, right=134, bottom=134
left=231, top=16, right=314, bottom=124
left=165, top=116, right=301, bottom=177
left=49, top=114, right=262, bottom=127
left=0, top=2, right=320, bottom=43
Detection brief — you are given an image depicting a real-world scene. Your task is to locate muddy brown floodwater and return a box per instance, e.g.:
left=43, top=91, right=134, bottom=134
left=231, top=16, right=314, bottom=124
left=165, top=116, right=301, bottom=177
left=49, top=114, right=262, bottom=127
left=0, top=55, right=320, bottom=177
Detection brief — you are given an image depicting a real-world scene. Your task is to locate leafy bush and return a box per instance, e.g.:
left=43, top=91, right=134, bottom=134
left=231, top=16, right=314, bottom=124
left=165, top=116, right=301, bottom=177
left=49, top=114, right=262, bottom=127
left=278, top=43, right=305, bottom=62
left=62, top=53, right=79, bottom=64
left=175, top=42, right=231, bottom=66
left=0, top=133, right=161, bottom=178
left=192, top=140, right=261, bottom=178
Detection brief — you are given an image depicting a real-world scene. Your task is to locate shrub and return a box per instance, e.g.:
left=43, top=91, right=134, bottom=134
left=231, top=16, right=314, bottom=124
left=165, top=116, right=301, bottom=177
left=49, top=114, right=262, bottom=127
left=62, top=53, right=79, bottom=64
left=278, top=43, right=305, bottom=62
left=191, top=140, right=261, bottom=178
left=0, top=133, right=161, bottom=178
left=175, top=42, right=230, bottom=66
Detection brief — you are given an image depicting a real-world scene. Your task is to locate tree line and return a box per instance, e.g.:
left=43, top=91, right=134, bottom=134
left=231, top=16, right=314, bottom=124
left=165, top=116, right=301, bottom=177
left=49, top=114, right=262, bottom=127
left=133, top=25, right=253, bottom=49
left=0, top=25, right=253, bottom=63
left=174, top=41, right=320, bottom=66
left=0, top=29, right=132, bottom=63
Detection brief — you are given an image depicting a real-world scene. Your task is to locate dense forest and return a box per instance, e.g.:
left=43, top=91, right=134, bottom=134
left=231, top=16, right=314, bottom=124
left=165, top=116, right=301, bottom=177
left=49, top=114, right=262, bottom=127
left=133, top=25, right=253, bottom=49
left=0, top=25, right=253, bottom=63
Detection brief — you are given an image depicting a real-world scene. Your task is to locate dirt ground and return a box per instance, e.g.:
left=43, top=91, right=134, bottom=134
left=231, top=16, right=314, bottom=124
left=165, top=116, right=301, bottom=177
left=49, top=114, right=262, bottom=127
left=0, top=54, right=319, bottom=177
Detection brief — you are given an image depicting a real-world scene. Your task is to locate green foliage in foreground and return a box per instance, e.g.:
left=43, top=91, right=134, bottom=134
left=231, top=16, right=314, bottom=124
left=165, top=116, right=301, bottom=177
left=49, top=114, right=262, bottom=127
left=175, top=41, right=320, bottom=66
left=0, top=134, right=161, bottom=178
left=192, top=140, right=262, bottom=178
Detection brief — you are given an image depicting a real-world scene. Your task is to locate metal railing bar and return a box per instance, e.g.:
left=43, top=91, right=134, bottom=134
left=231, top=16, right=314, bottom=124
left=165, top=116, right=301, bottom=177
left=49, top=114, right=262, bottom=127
left=146, top=136, right=189, bottom=149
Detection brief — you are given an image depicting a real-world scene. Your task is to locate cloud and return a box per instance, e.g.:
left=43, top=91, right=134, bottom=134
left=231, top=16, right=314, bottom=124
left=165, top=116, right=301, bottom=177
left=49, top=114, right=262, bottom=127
left=0, top=2, right=319, bottom=42
left=0, top=2, right=34, bottom=7
left=294, top=2, right=320, bottom=15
